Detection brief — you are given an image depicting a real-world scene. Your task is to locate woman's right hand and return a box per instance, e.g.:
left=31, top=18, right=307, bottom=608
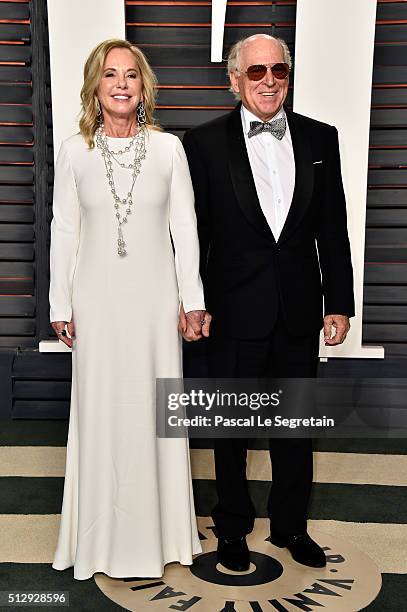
left=51, top=319, right=76, bottom=348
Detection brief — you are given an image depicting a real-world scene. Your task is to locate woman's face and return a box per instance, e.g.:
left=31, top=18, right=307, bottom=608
left=97, top=47, right=143, bottom=123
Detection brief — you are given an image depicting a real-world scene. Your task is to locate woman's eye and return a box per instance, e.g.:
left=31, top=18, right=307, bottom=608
left=105, top=72, right=114, bottom=77
left=128, top=73, right=138, bottom=79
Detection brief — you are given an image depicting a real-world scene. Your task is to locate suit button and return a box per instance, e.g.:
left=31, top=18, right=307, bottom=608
left=275, top=248, right=280, bottom=254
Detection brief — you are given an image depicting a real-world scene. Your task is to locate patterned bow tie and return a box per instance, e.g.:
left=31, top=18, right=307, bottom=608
left=248, top=116, right=287, bottom=140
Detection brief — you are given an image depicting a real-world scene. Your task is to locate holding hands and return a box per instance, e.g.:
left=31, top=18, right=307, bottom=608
left=178, top=304, right=212, bottom=342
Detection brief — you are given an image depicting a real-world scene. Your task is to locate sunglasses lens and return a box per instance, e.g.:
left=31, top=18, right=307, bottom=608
left=246, top=64, right=267, bottom=81
left=246, top=63, right=289, bottom=81
left=272, top=63, right=289, bottom=79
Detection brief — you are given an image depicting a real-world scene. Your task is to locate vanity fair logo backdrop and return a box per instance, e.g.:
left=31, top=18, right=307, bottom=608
left=94, top=518, right=382, bottom=611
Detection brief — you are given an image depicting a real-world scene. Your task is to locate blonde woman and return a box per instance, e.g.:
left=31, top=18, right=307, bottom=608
left=50, top=39, right=209, bottom=580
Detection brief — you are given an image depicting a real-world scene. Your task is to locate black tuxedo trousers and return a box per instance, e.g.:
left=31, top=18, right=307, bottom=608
left=209, top=313, right=319, bottom=538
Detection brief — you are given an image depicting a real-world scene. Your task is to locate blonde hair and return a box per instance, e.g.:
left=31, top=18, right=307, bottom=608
left=227, top=34, right=292, bottom=100
left=79, top=39, right=160, bottom=148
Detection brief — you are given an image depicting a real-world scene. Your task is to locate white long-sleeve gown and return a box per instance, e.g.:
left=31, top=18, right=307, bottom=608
left=49, top=130, right=204, bottom=581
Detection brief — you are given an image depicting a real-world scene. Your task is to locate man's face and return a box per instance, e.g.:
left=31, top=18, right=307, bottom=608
left=229, top=37, right=289, bottom=122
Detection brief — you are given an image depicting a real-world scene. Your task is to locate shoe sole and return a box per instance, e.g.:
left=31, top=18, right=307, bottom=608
left=217, top=557, right=250, bottom=572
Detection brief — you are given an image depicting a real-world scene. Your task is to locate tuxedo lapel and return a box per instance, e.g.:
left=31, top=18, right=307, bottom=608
left=277, top=108, right=314, bottom=245
left=227, top=105, right=275, bottom=243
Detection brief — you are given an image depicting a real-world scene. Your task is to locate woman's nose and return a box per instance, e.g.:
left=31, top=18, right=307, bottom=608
left=116, top=74, right=127, bottom=88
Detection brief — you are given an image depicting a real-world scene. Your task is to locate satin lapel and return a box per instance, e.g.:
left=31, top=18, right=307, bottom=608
left=277, top=108, right=314, bottom=245
left=227, top=105, right=275, bottom=243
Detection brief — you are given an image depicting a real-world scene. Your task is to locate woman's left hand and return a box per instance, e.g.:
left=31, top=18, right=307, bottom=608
left=51, top=318, right=76, bottom=348
left=178, top=305, right=212, bottom=341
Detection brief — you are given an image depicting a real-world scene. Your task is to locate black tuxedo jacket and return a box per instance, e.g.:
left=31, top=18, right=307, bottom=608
left=183, top=104, right=355, bottom=339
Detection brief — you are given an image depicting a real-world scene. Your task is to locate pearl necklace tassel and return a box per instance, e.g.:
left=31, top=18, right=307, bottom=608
left=96, top=124, right=146, bottom=256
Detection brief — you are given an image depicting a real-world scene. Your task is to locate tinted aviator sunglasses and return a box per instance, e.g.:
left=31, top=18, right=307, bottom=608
left=241, top=62, right=289, bottom=81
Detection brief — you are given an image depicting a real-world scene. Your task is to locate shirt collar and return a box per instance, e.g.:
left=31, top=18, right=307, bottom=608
left=241, top=104, right=287, bottom=136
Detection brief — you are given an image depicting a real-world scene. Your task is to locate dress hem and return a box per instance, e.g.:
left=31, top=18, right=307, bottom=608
left=52, top=553, right=202, bottom=581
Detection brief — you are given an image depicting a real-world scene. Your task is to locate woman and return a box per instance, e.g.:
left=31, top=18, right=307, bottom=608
left=49, top=39, right=209, bottom=580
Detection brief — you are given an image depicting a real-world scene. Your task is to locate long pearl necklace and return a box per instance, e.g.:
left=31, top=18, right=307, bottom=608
left=96, top=124, right=146, bottom=256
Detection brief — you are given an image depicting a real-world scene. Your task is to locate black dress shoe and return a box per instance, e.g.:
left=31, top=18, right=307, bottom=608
left=217, top=536, right=250, bottom=572
left=271, top=533, right=326, bottom=568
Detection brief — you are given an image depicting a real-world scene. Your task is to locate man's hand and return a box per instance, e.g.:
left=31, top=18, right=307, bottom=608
left=178, top=305, right=212, bottom=342
left=323, top=314, right=350, bottom=346
left=51, top=319, right=76, bottom=348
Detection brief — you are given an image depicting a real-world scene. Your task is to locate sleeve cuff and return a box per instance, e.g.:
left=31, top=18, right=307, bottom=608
left=50, top=307, right=72, bottom=324
left=183, top=302, right=206, bottom=314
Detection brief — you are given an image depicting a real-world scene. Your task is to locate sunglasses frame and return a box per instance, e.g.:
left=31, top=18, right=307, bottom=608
left=240, top=62, right=290, bottom=81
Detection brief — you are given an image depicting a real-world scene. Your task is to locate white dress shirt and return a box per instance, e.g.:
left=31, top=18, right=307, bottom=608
left=241, top=105, right=296, bottom=241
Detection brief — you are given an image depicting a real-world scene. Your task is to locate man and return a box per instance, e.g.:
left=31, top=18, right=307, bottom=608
left=182, top=34, right=354, bottom=571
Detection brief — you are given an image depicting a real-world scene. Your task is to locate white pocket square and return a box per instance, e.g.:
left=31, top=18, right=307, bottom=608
left=313, top=160, right=323, bottom=165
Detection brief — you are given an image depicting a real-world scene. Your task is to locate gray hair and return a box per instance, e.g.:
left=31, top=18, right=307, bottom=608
left=227, top=34, right=292, bottom=99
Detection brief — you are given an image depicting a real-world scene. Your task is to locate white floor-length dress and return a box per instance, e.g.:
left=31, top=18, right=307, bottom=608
left=49, top=129, right=204, bottom=581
